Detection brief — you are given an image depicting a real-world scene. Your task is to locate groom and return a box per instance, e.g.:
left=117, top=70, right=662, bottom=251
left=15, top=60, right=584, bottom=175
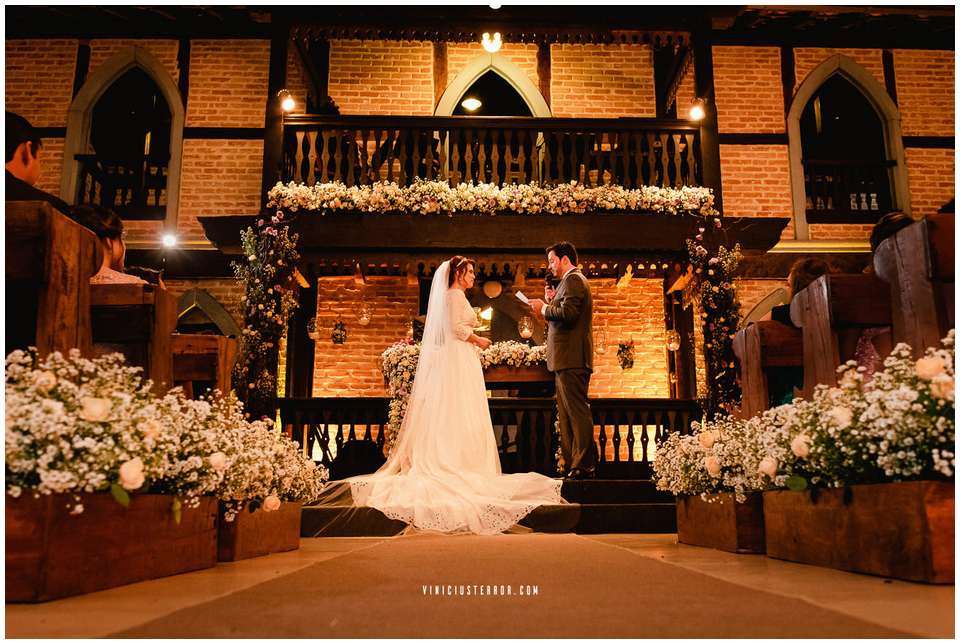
left=529, top=241, right=598, bottom=480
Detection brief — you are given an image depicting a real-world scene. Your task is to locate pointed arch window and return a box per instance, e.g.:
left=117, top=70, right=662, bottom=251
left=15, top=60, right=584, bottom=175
left=800, top=75, right=895, bottom=223
left=453, top=70, right=533, bottom=117
left=76, top=67, right=172, bottom=220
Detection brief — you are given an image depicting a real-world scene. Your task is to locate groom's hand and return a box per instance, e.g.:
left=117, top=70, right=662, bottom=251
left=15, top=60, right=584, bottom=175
left=528, top=299, right=546, bottom=318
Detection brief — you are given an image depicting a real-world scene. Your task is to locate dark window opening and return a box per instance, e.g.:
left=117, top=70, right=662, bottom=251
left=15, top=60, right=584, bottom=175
left=453, top=71, right=533, bottom=117
left=77, top=67, right=171, bottom=220
left=800, top=75, right=894, bottom=224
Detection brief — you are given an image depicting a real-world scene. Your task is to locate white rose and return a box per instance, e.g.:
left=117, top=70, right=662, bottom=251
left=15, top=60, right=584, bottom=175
left=142, top=419, right=163, bottom=440
left=758, top=456, right=778, bottom=478
left=827, top=406, right=853, bottom=429
left=208, top=452, right=228, bottom=471
left=930, top=375, right=955, bottom=401
left=33, top=371, right=57, bottom=392
left=915, top=356, right=946, bottom=381
left=118, top=458, right=145, bottom=491
left=263, top=495, right=281, bottom=512
left=790, top=434, right=811, bottom=458
left=697, top=431, right=715, bottom=449
left=79, top=397, right=112, bottom=422
left=703, top=456, right=721, bottom=478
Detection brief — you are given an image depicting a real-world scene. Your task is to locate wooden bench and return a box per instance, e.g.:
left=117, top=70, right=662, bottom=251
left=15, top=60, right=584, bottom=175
left=5, top=201, right=102, bottom=357
left=90, top=283, right=177, bottom=392
left=873, top=215, right=955, bottom=357
left=790, top=274, right=893, bottom=396
left=732, top=321, right=803, bottom=417
left=172, top=334, right=238, bottom=398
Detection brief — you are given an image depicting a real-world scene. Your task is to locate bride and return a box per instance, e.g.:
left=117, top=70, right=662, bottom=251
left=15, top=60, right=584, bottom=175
left=315, top=256, right=564, bottom=535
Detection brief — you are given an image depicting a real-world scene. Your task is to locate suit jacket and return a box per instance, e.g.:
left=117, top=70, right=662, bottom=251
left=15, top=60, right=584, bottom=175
left=544, top=268, right=593, bottom=372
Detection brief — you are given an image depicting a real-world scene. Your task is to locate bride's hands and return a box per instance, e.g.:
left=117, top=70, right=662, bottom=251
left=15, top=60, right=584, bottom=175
left=474, top=336, right=492, bottom=349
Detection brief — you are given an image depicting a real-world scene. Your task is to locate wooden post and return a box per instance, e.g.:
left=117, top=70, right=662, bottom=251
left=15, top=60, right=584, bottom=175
left=261, top=20, right=290, bottom=208
left=285, top=264, right=317, bottom=399
left=691, top=21, right=722, bottom=209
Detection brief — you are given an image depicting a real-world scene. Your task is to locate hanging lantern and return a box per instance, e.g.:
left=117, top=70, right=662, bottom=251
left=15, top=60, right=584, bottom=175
left=518, top=315, right=534, bottom=339
left=357, top=300, right=373, bottom=326
left=595, top=327, right=607, bottom=354
left=306, top=317, right=320, bottom=341
left=666, top=329, right=682, bottom=352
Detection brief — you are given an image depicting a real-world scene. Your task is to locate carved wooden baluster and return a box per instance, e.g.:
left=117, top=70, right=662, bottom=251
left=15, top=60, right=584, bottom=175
left=503, top=130, right=513, bottom=184
left=540, top=130, right=551, bottom=184
left=321, top=408, right=334, bottom=465
left=518, top=129, right=529, bottom=184
left=398, top=130, right=408, bottom=186
left=464, top=128, right=475, bottom=183
left=673, top=133, right=684, bottom=187
left=597, top=421, right=607, bottom=464
left=490, top=129, right=500, bottom=185
left=412, top=129, right=422, bottom=183
left=476, top=128, right=487, bottom=183
left=579, top=132, right=590, bottom=185
left=683, top=132, right=696, bottom=186
left=359, top=129, right=370, bottom=185
left=553, top=131, right=566, bottom=183
left=595, top=132, right=607, bottom=186
left=658, top=132, right=670, bottom=187
left=620, top=129, right=631, bottom=188
left=332, top=129, right=344, bottom=183
left=608, top=131, right=618, bottom=185
left=369, top=129, right=382, bottom=181
left=626, top=413, right=636, bottom=462
left=294, top=131, right=306, bottom=183
left=437, top=128, right=449, bottom=184
left=385, top=129, right=396, bottom=183
left=319, top=130, right=331, bottom=183
left=611, top=411, right=622, bottom=462
left=642, top=132, right=655, bottom=187
left=424, top=130, right=435, bottom=180
left=450, top=129, right=461, bottom=185
left=346, top=130, right=357, bottom=187
left=632, top=131, right=644, bottom=186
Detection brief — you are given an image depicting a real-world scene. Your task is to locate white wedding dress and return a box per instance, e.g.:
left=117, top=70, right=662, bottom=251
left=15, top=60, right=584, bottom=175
left=315, top=261, right=564, bottom=535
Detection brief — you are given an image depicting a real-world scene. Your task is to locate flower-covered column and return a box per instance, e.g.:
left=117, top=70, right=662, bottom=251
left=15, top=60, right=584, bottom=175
left=232, top=212, right=301, bottom=421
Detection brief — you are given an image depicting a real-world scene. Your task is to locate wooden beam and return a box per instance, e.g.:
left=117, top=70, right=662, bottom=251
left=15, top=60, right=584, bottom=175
left=659, top=45, right=691, bottom=116
left=691, top=21, right=723, bottom=213
left=293, top=36, right=329, bottom=111
left=537, top=43, right=551, bottom=108
left=433, top=41, right=447, bottom=109
left=261, top=20, right=290, bottom=207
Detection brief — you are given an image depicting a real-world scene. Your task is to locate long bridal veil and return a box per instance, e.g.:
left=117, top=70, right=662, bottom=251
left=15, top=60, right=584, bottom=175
left=307, top=260, right=564, bottom=536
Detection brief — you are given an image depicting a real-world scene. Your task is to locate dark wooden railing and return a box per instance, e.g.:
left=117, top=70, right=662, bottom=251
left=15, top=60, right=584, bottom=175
left=282, top=115, right=703, bottom=189
left=803, top=158, right=895, bottom=223
left=75, top=154, right=168, bottom=220
left=278, top=397, right=701, bottom=479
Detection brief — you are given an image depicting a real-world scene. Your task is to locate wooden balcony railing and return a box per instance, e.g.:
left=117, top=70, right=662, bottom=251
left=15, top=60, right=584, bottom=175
left=282, top=115, right=703, bottom=189
left=278, top=397, right=701, bottom=479
left=75, top=154, right=168, bottom=220
left=803, top=158, right=895, bottom=223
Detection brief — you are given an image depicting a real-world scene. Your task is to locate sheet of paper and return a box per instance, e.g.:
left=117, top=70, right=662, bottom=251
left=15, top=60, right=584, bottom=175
left=515, top=291, right=530, bottom=304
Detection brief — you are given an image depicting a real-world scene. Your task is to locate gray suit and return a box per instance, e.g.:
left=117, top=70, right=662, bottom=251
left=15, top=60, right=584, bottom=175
left=544, top=269, right=598, bottom=474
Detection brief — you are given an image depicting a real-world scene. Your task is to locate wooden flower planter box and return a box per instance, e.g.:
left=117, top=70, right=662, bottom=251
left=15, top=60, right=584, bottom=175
left=483, top=365, right=552, bottom=384
left=217, top=501, right=303, bottom=562
left=763, top=481, right=954, bottom=583
left=6, top=493, right=218, bottom=602
left=676, top=492, right=765, bottom=554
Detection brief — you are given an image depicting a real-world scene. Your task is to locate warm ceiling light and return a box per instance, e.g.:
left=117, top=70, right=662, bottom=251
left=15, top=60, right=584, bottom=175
left=461, top=97, right=482, bottom=111
left=489, top=3, right=502, bottom=8
left=278, top=89, right=296, bottom=112
left=482, top=31, right=502, bottom=53
left=689, top=98, right=706, bottom=121
left=162, top=233, right=177, bottom=248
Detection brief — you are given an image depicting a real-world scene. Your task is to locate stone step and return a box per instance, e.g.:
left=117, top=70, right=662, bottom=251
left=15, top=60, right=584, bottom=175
left=302, top=502, right=677, bottom=537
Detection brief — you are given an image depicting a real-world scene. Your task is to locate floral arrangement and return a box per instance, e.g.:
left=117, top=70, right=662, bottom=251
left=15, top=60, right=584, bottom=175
left=653, top=333, right=955, bottom=501
left=380, top=339, right=548, bottom=453
left=267, top=179, right=718, bottom=218
left=232, top=212, right=301, bottom=420
left=617, top=341, right=635, bottom=370
left=686, top=222, right=742, bottom=418
left=6, top=349, right=327, bottom=520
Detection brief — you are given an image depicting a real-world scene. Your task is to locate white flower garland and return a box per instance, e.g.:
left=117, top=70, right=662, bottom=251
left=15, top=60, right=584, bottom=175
left=380, top=340, right=547, bottom=453
left=5, top=349, right=328, bottom=519
left=267, top=179, right=718, bottom=218
left=653, top=331, right=956, bottom=501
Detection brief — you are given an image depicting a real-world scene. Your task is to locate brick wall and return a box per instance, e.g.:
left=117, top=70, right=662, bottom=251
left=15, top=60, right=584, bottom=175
left=173, top=139, right=264, bottom=243
left=35, top=137, right=65, bottom=195
left=328, top=40, right=434, bottom=115
left=713, top=46, right=784, bottom=133
left=185, top=40, right=270, bottom=127
left=88, top=39, right=180, bottom=85
left=793, top=48, right=883, bottom=95
left=446, top=42, right=539, bottom=91
left=550, top=43, right=656, bottom=118
left=905, top=147, right=955, bottom=219
left=285, top=47, right=310, bottom=112
left=894, top=49, right=954, bottom=137
left=5, top=39, right=77, bottom=127
left=312, top=278, right=420, bottom=397
left=718, top=144, right=794, bottom=239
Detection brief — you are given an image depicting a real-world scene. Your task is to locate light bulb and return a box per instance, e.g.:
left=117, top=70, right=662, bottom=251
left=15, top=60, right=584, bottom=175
left=278, top=89, right=295, bottom=113
left=481, top=31, right=502, bottom=53
left=689, top=99, right=706, bottom=121
left=461, top=97, right=482, bottom=111
left=162, top=233, right=177, bottom=248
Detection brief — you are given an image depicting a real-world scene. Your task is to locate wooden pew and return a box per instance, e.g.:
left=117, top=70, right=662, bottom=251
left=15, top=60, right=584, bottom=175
left=172, top=334, right=238, bottom=398
left=790, top=274, right=893, bottom=397
left=90, top=283, right=177, bottom=392
left=733, top=321, right=803, bottom=417
left=873, top=215, right=955, bottom=357
left=5, top=201, right=102, bottom=357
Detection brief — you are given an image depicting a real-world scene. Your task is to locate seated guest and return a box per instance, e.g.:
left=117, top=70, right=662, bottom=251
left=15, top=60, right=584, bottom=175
left=761, top=258, right=835, bottom=406
left=74, top=205, right=148, bottom=286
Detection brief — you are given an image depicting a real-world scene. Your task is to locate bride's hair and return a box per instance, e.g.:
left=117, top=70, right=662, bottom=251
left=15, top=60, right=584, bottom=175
left=447, top=255, right=475, bottom=287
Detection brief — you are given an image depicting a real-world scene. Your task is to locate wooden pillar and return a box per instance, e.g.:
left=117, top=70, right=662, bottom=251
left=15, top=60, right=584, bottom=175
left=285, top=264, right=317, bottom=399
left=261, top=20, right=290, bottom=207
left=691, top=22, right=722, bottom=211
left=664, top=268, right=697, bottom=400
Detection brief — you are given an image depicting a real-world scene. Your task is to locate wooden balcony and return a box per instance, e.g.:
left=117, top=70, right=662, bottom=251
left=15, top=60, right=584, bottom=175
left=282, top=115, right=703, bottom=188
left=803, top=158, right=895, bottom=223
left=75, top=154, right=168, bottom=220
